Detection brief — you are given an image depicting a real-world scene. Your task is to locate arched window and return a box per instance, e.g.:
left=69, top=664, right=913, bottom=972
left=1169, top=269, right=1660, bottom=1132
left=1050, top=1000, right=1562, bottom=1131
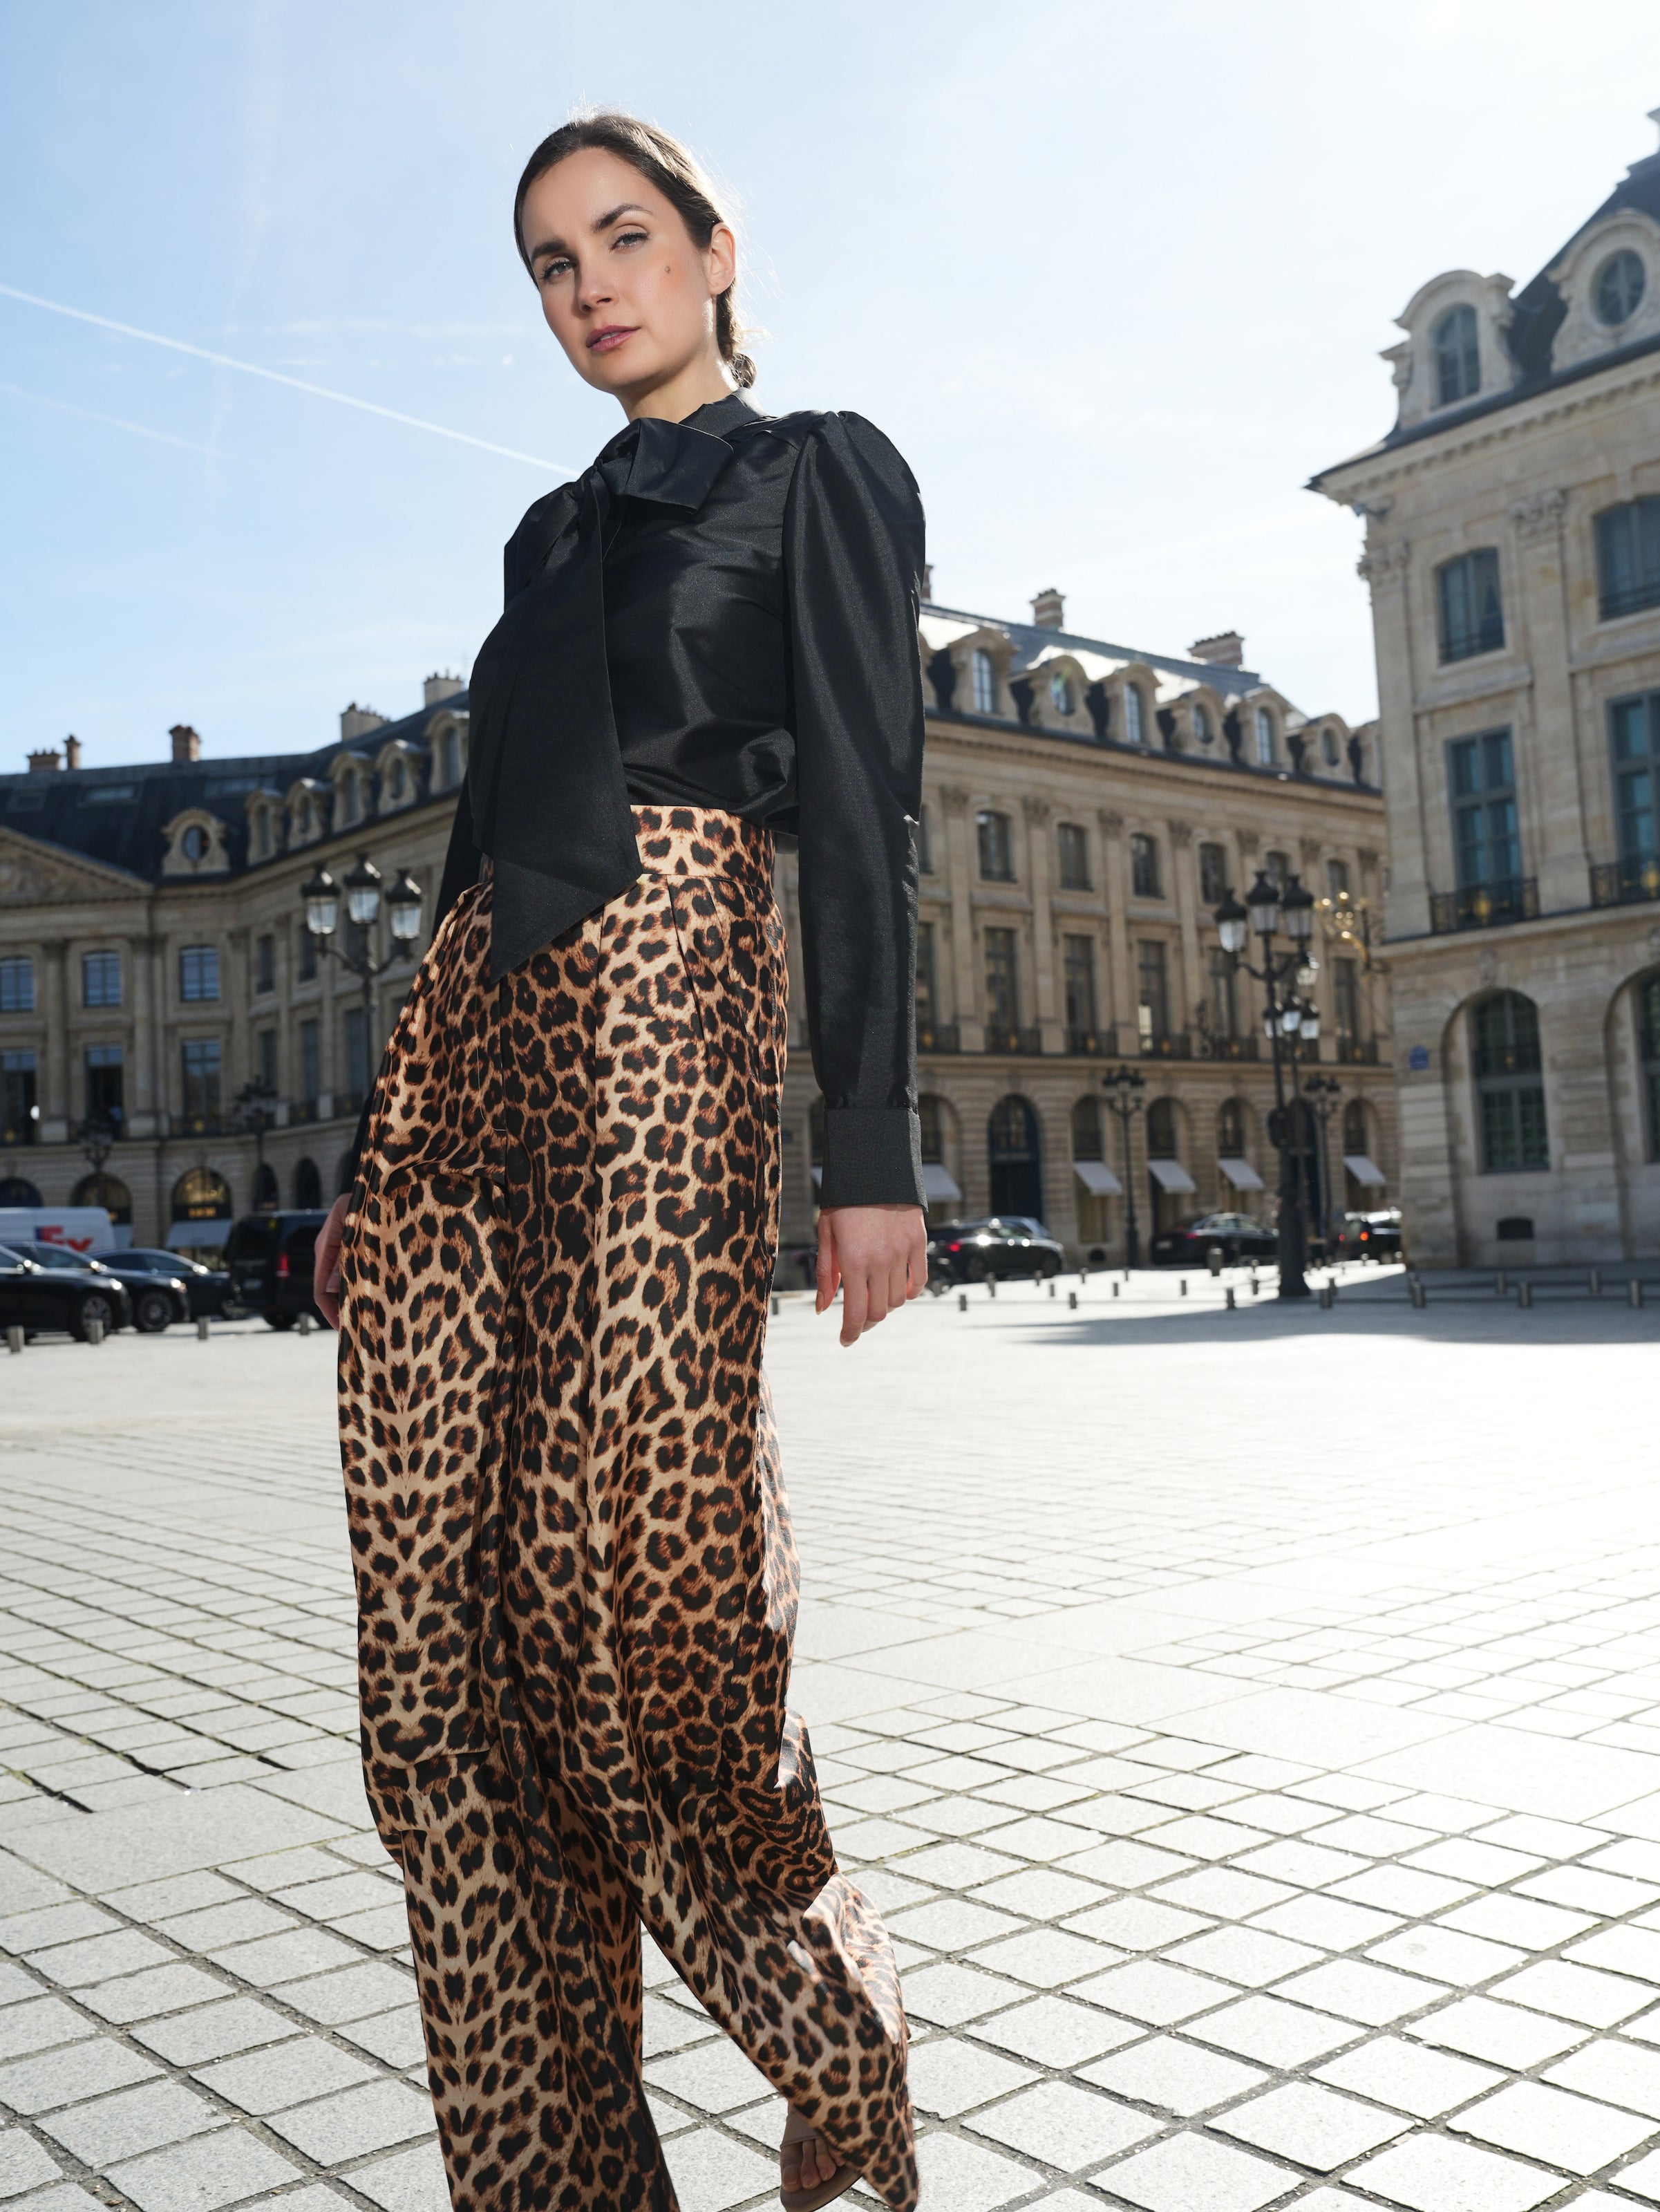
left=438, top=727, right=461, bottom=788
left=294, top=1156, right=322, bottom=1209
left=0, top=1176, right=44, bottom=1208
left=1049, top=671, right=1074, bottom=717
left=1595, top=249, right=1646, bottom=328
left=1254, top=707, right=1275, bottom=765
left=254, top=1161, right=279, bottom=1210
left=1218, top=1099, right=1245, bottom=1157
left=171, top=1168, right=232, bottom=1223
left=1321, top=726, right=1340, bottom=766
left=1193, top=704, right=1211, bottom=746
left=1343, top=1099, right=1369, bottom=1158
left=1641, top=977, right=1660, bottom=1162
left=339, top=778, right=359, bottom=827
left=181, top=824, right=209, bottom=863
left=1473, top=993, right=1547, bottom=1172
left=293, top=797, right=311, bottom=840
left=1124, top=685, right=1145, bottom=747
left=71, top=1171, right=133, bottom=1224
left=977, top=810, right=1015, bottom=881
left=987, top=1095, right=1042, bottom=1221
left=1147, top=1099, right=1178, bottom=1156
left=1071, top=1095, right=1104, bottom=1161
left=972, top=650, right=996, bottom=715
left=388, top=762, right=406, bottom=804
left=1433, top=303, right=1480, bottom=406
left=1130, top=834, right=1160, bottom=899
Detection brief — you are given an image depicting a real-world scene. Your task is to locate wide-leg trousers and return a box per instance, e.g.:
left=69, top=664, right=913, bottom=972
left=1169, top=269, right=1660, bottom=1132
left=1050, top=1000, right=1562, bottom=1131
left=337, top=805, right=917, bottom=2211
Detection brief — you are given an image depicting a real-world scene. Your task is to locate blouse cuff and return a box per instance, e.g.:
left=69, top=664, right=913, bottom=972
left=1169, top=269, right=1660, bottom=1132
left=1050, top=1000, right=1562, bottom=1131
left=818, top=1107, right=925, bottom=1210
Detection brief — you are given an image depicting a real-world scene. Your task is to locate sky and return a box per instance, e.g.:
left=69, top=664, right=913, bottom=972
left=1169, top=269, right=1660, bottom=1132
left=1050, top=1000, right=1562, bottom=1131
left=3, top=0, right=1658, bottom=772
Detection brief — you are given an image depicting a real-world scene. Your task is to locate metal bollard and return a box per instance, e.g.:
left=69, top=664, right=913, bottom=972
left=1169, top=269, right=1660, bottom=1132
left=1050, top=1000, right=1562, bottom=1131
left=1632, top=1277, right=1646, bottom=1309
left=1518, top=1280, right=1533, bottom=1308
left=86, top=1318, right=104, bottom=1347
left=1225, top=1286, right=1236, bottom=1310
left=987, top=1277, right=997, bottom=1299
left=196, top=1315, right=210, bottom=1341
left=1179, top=1278, right=1188, bottom=1297
left=770, top=1293, right=780, bottom=1317
left=1496, top=1271, right=1507, bottom=1297
left=297, top=1311, right=313, bottom=1337
left=1112, top=1280, right=1120, bottom=1299
left=1410, top=1276, right=1427, bottom=1309
left=1250, top=1275, right=1261, bottom=1297
left=1319, top=1283, right=1334, bottom=1309
left=1068, top=1290, right=1077, bottom=1310
left=1078, top=1268, right=1086, bottom=1284
left=1048, top=1280, right=1056, bottom=1299
left=957, top=1291, right=968, bottom=1313
left=1590, top=1266, right=1602, bottom=1297
left=6, top=1325, right=22, bottom=1355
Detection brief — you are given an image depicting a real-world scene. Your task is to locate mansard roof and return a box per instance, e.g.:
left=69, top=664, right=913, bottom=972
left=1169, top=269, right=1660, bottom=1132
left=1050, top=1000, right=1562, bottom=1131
left=922, top=603, right=1264, bottom=698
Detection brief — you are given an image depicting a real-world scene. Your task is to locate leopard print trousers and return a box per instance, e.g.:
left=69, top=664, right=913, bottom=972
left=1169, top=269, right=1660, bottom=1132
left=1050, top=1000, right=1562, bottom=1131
left=337, top=805, right=917, bottom=2211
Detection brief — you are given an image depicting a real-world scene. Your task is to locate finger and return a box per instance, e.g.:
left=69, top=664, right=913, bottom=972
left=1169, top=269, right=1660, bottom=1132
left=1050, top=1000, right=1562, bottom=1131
left=887, top=1255, right=909, bottom=1317
left=840, top=1268, right=869, bottom=1347
left=815, top=1220, right=838, bottom=1315
left=862, top=1271, right=892, bottom=1334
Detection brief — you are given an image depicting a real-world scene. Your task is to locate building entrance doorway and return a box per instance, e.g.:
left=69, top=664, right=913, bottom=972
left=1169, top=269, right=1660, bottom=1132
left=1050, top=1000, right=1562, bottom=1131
left=988, top=1095, right=1042, bottom=1220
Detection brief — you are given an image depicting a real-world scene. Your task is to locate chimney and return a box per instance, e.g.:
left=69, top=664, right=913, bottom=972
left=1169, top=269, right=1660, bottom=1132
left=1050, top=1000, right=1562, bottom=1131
left=1031, top=587, right=1065, bottom=630
left=1190, top=630, right=1245, bottom=669
left=170, top=723, right=202, bottom=763
left=64, top=735, right=83, bottom=771
left=26, top=747, right=62, bottom=774
left=423, top=672, right=465, bottom=707
left=341, top=702, right=389, bottom=742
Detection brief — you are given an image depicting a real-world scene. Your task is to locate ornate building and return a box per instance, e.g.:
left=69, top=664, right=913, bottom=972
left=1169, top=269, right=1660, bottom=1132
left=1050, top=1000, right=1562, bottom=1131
left=0, top=605, right=1393, bottom=1264
left=1314, top=115, right=1660, bottom=1266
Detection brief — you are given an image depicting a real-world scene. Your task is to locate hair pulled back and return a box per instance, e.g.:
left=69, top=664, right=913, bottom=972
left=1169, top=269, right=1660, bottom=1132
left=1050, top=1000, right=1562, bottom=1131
left=513, top=111, right=755, bottom=391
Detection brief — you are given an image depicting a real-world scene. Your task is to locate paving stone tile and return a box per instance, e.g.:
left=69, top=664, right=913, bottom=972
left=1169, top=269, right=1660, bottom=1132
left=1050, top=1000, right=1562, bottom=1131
left=1420, top=1994, right=1591, bottom=2069
left=21, top=1930, right=173, bottom=1988
left=1070, top=1958, right=1235, bottom=2025
left=1167, top=1926, right=1323, bottom=1989
left=0, top=2131, right=63, bottom=2200
left=153, top=1900, right=298, bottom=1951
left=1062, top=1839, right=1198, bottom=1888
left=1273, top=1958, right=1440, bottom=2025
left=0, top=1971, right=41, bottom=2014
left=0, top=2000, right=97, bottom=2061
left=131, top=1996, right=295, bottom=2064
left=1615, top=2148, right=1660, bottom=2204
left=1438, top=1891, right=1596, bottom=1950
left=104, top=2126, right=304, bottom=2211
left=1064, top=1897, right=1212, bottom=1951
left=269, top=1961, right=413, bottom=2024
left=74, top=1962, right=226, bottom=2023
left=1349, top=2130, right=1572, bottom=2212
left=1492, top=1956, right=1653, bottom=2027
left=207, top=1927, right=359, bottom=1982
left=1213, top=2080, right=1408, bottom=2171
left=910, top=2128, right=1049, bottom=2211
left=334, top=2007, right=428, bottom=2067
left=1187, top=1994, right=1360, bottom=2068
left=905, top=2037, right=1036, bottom=2116
left=1331, top=1866, right=1471, bottom=1916
left=1455, top=2076, right=1654, bottom=2171
left=657, top=2125, right=783, bottom=2212
left=1316, top=2034, right=1501, bottom=2119
left=968, top=2075, right=1157, bottom=2166
left=969, top=1868, right=1104, bottom=1918
left=0, top=1906, right=119, bottom=1955
left=100, top=1875, right=240, bottom=1920
left=900, top=1961, right=1029, bottom=2027
left=1082, top=2035, right=1267, bottom=2115
left=889, top=1842, right=1019, bottom=1889
left=39, top=2079, right=223, bottom=2166
left=265, top=2077, right=435, bottom=2162
left=1547, top=2036, right=1660, bottom=2117
left=0, top=2038, right=160, bottom=2113
left=887, top=1899, right=1022, bottom=1951
left=968, top=1994, right=1140, bottom=2067
left=643, top=2038, right=773, bottom=2115
left=1098, top=2127, right=1298, bottom=2212
left=966, top=1927, right=1113, bottom=1987
left=1155, top=1869, right=1296, bottom=1919
left=194, top=2036, right=379, bottom=2112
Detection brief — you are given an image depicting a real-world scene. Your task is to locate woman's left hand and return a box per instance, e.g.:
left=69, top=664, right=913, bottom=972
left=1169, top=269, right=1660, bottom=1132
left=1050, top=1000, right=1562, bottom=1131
left=815, top=1206, right=927, bottom=1346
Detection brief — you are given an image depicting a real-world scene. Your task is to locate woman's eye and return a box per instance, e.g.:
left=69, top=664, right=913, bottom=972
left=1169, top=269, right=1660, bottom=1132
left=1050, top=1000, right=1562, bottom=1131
left=540, top=257, right=572, bottom=283
left=614, top=228, right=648, bottom=250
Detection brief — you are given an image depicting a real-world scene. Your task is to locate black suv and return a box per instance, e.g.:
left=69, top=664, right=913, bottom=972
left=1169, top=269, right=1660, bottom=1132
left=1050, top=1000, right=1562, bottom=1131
left=927, top=1217, right=1066, bottom=1284
left=225, top=1212, right=329, bottom=1328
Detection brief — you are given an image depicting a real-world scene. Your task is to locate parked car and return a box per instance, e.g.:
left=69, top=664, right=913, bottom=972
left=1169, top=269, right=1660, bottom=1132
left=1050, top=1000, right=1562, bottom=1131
left=10, top=1240, right=196, bottom=1333
left=224, top=1211, right=329, bottom=1327
left=0, top=1245, right=133, bottom=1340
left=1332, top=1208, right=1403, bottom=1262
left=119, top=1248, right=232, bottom=1320
left=1150, top=1212, right=1278, bottom=1267
left=927, top=1216, right=1066, bottom=1283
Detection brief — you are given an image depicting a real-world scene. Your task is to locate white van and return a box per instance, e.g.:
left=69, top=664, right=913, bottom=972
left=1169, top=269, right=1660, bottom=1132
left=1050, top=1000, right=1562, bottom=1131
left=0, top=1206, right=122, bottom=1258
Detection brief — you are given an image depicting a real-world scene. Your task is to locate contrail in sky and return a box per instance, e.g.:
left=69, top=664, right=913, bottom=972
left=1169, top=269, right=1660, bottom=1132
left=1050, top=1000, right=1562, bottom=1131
left=0, top=379, right=225, bottom=456
left=0, top=281, right=574, bottom=476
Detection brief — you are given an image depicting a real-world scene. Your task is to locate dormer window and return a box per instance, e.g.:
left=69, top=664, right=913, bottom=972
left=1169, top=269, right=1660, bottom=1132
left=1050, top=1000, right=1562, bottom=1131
left=1254, top=707, right=1275, bottom=765
left=388, top=762, right=405, bottom=804
left=294, top=798, right=311, bottom=840
left=972, top=650, right=996, bottom=715
left=252, top=809, right=270, bottom=861
left=1050, top=672, right=1074, bottom=717
left=1321, top=726, right=1341, bottom=767
left=437, top=727, right=461, bottom=788
left=1193, top=704, right=1211, bottom=746
left=1124, top=685, right=1146, bottom=747
left=1433, top=303, right=1480, bottom=406
left=339, top=778, right=359, bottom=827
left=1595, top=248, right=1646, bottom=328
left=182, top=825, right=209, bottom=862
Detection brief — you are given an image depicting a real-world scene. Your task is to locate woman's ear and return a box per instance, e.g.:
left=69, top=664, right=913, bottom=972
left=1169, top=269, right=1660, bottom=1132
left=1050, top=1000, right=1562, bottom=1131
left=706, top=222, right=737, bottom=303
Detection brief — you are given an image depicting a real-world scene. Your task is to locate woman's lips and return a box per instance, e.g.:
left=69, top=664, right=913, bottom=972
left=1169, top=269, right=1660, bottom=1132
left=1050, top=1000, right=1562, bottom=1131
left=588, top=326, right=636, bottom=354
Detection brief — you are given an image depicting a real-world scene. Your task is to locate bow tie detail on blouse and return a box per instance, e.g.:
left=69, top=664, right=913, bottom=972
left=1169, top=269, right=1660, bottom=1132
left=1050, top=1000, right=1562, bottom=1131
left=465, top=415, right=739, bottom=980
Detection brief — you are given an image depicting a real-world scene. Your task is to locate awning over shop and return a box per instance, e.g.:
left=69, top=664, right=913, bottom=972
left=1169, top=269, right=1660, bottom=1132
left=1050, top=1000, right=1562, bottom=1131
left=922, top=1163, right=963, bottom=1203
left=1218, top=1156, right=1265, bottom=1192
left=1073, top=1160, right=1123, bottom=1197
left=1147, top=1159, right=1196, bottom=1194
left=1343, top=1153, right=1387, bottom=1187
left=167, top=1218, right=229, bottom=1248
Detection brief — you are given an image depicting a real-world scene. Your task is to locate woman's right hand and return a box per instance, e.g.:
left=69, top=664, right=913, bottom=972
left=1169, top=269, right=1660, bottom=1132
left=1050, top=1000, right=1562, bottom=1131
left=313, top=1194, right=351, bottom=1330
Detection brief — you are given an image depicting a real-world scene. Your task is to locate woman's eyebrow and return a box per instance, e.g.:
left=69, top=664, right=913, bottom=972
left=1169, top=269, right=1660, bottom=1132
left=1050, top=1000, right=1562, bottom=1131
left=527, top=204, right=650, bottom=265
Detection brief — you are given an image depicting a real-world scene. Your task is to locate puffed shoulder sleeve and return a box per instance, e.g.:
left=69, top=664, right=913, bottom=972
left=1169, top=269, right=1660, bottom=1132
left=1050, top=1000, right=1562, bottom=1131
left=783, top=411, right=926, bottom=1210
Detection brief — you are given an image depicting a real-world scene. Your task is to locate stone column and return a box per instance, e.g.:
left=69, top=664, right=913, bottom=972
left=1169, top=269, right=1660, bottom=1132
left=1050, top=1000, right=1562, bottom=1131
left=1098, top=811, right=1130, bottom=1047
left=1024, top=796, right=1061, bottom=1051
left=1509, top=489, right=1587, bottom=914
left=128, top=934, right=159, bottom=1138
left=1357, top=538, right=1428, bottom=939
left=941, top=785, right=983, bottom=1051
left=39, top=939, right=70, bottom=1143
left=1171, top=821, right=1201, bottom=1040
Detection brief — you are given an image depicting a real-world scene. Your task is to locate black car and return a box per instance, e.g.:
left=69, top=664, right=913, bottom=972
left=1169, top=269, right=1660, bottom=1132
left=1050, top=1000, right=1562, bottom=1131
left=928, top=1216, right=1066, bottom=1284
left=120, top=1248, right=232, bottom=1320
left=11, top=1241, right=194, bottom=1333
left=225, top=1211, right=329, bottom=1327
left=1150, top=1212, right=1278, bottom=1267
left=1332, top=1208, right=1403, bottom=1262
left=0, top=1245, right=133, bottom=1340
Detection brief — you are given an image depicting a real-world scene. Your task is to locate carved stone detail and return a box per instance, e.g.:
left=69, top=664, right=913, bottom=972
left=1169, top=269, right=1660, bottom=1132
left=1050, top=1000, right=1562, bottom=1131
left=1022, top=796, right=1053, bottom=825
left=1299, top=836, right=1323, bottom=868
left=1236, top=829, right=1261, bottom=857
left=1356, top=539, right=1411, bottom=588
left=1096, top=810, right=1124, bottom=837
left=1510, top=487, right=1567, bottom=538
left=1357, top=847, right=1381, bottom=872
left=1169, top=821, right=1194, bottom=848
left=1477, top=948, right=1498, bottom=988
left=938, top=783, right=970, bottom=814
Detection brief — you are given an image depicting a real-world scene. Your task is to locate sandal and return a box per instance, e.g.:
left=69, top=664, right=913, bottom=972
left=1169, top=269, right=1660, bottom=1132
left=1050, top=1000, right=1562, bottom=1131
left=780, top=2104, right=860, bottom=2210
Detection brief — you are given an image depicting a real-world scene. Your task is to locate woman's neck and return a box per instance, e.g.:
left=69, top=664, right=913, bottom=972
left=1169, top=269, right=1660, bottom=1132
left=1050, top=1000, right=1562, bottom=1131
left=621, top=353, right=735, bottom=425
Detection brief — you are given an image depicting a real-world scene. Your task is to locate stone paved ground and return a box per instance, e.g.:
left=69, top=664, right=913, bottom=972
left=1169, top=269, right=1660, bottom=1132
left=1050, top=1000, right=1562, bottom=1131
left=1, top=1265, right=1658, bottom=2211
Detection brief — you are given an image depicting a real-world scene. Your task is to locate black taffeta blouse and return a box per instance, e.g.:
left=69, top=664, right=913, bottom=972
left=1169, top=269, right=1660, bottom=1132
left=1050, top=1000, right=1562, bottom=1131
left=350, top=391, right=927, bottom=1212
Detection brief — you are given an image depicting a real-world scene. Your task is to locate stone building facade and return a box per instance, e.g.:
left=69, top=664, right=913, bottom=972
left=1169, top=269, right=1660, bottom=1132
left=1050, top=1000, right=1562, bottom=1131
left=0, top=609, right=1393, bottom=1264
left=1314, top=117, right=1660, bottom=1266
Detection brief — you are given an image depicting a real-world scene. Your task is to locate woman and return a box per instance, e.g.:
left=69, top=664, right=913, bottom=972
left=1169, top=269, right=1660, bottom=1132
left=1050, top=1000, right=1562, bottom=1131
left=313, top=112, right=926, bottom=2212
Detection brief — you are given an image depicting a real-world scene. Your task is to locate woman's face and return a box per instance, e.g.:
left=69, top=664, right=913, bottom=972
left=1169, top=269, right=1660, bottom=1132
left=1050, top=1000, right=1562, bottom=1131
left=520, top=147, right=735, bottom=402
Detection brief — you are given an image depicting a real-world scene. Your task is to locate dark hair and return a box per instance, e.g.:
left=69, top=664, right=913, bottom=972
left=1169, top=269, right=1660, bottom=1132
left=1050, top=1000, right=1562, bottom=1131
left=513, top=111, right=755, bottom=391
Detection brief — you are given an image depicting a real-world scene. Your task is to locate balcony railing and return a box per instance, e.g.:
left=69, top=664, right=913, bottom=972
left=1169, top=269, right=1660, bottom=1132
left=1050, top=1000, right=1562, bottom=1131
left=1336, top=1038, right=1380, bottom=1065
left=1140, top=1033, right=1193, bottom=1061
left=1591, top=856, right=1660, bottom=908
left=917, top=1023, right=961, bottom=1053
left=170, top=1112, right=227, bottom=1137
left=1064, top=1027, right=1118, bottom=1058
left=986, top=1027, right=1044, bottom=1056
left=1429, top=879, right=1538, bottom=933
left=290, top=1098, right=321, bottom=1124
left=1202, top=1035, right=1259, bottom=1062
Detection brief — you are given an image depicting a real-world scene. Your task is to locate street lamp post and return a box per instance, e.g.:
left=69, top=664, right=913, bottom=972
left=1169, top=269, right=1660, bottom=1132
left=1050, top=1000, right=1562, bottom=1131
left=1212, top=874, right=1321, bottom=1300
left=1100, top=1065, right=1147, bottom=1270
left=234, top=1081, right=279, bottom=1201
left=301, top=854, right=425, bottom=1104
left=1303, top=1073, right=1341, bottom=1257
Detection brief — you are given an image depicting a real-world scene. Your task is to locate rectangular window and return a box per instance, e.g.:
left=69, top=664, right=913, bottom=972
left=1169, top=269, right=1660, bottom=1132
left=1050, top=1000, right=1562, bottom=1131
left=1198, top=843, right=1227, bottom=906
left=256, top=1028, right=278, bottom=1094
left=254, top=932, right=276, bottom=995
left=82, top=950, right=121, bottom=1008
left=1437, top=547, right=1505, bottom=662
left=180, top=1038, right=222, bottom=1127
left=343, top=1006, right=368, bottom=1106
left=297, top=927, right=317, bottom=984
left=179, top=944, right=220, bottom=1002
left=300, top=1018, right=321, bottom=1105
left=1, top=1050, right=37, bottom=1145
left=1334, top=957, right=1361, bottom=1042
left=85, top=1044, right=124, bottom=1124
left=916, top=806, right=933, bottom=874
left=1208, top=948, right=1237, bottom=1041
left=1596, top=498, right=1660, bottom=621
left=1450, top=729, right=1520, bottom=889
left=916, top=921, right=938, bottom=1041
left=0, top=955, right=35, bottom=1013
left=977, top=810, right=1014, bottom=881
left=1062, top=935, right=1097, bottom=1043
left=1137, top=940, right=1169, bottom=1046
left=1475, top=993, right=1548, bottom=1172
left=972, top=650, right=996, bottom=715
left=1612, top=693, right=1660, bottom=863
left=1057, top=822, right=1091, bottom=890
left=1130, top=833, right=1160, bottom=899
left=984, top=928, right=1019, bottom=1037
left=1326, top=857, right=1350, bottom=899
left=1264, top=850, right=1289, bottom=888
